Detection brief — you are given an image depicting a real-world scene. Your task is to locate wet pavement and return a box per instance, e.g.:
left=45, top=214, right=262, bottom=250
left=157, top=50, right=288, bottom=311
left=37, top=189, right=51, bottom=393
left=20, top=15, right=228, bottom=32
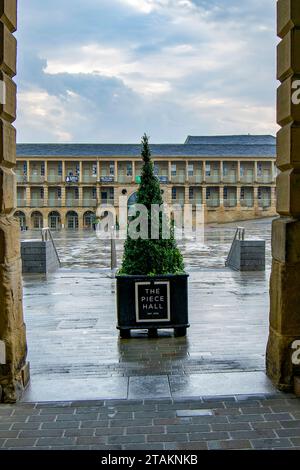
left=21, top=218, right=276, bottom=402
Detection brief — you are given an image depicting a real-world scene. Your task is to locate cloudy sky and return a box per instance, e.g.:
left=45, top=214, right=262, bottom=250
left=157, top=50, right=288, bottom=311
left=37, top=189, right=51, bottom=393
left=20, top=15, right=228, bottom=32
left=16, top=0, right=277, bottom=143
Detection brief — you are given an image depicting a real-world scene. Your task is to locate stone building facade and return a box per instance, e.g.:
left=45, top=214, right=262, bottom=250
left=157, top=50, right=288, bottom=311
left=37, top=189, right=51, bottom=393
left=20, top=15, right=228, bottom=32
left=15, top=136, right=277, bottom=230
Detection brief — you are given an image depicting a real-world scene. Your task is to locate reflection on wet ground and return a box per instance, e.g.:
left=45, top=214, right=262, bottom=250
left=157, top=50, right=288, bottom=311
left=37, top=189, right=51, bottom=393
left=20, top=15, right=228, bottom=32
left=21, top=217, right=272, bottom=270
left=21, top=218, right=275, bottom=401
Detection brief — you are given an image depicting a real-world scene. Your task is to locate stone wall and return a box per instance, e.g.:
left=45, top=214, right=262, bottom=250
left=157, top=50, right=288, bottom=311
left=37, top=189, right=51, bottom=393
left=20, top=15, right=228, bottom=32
left=0, top=0, right=29, bottom=402
left=266, top=0, right=300, bottom=391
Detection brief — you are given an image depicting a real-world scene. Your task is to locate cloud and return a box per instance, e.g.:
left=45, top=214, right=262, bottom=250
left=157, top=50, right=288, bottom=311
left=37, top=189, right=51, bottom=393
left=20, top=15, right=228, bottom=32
left=16, top=0, right=277, bottom=142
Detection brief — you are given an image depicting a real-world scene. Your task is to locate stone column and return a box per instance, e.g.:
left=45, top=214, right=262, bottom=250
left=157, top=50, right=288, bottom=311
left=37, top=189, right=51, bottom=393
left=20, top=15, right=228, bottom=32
left=266, top=0, right=300, bottom=391
left=0, top=0, right=29, bottom=402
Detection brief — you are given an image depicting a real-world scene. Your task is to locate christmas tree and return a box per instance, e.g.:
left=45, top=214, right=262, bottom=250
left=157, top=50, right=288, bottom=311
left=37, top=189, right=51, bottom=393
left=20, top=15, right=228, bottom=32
left=119, top=134, right=185, bottom=275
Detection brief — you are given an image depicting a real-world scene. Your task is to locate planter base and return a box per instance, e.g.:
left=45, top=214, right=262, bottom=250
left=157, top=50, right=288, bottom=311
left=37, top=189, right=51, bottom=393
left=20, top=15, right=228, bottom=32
left=118, top=324, right=188, bottom=339
left=116, top=273, right=189, bottom=339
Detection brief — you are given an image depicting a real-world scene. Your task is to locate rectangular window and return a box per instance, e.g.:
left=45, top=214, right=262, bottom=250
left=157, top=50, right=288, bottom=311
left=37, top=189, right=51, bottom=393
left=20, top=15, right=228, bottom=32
left=258, top=188, right=262, bottom=199
left=171, top=164, right=177, bottom=176
left=206, top=188, right=211, bottom=199
left=189, top=187, right=194, bottom=199
left=172, top=187, right=177, bottom=199
left=92, top=163, right=97, bottom=176
left=241, top=188, right=245, bottom=200
left=101, top=191, right=108, bottom=200
left=40, top=188, right=44, bottom=199
left=154, top=163, right=159, bottom=176
left=127, top=162, right=133, bottom=176
left=109, top=162, right=115, bottom=176
left=92, top=187, right=97, bottom=199
left=57, top=188, right=62, bottom=199
left=76, top=163, right=80, bottom=175
left=205, top=162, right=211, bottom=177
left=258, top=163, right=262, bottom=176
left=224, top=187, right=228, bottom=199
left=58, top=162, right=63, bottom=176
left=41, top=162, right=45, bottom=176
left=75, top=188, right=79, bottom=199
left=188, top=163, right=194, bottom=176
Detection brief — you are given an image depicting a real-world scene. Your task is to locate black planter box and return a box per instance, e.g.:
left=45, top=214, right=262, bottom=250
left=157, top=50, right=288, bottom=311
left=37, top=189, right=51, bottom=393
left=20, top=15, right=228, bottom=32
left=116, top=274, right=189, bottom=338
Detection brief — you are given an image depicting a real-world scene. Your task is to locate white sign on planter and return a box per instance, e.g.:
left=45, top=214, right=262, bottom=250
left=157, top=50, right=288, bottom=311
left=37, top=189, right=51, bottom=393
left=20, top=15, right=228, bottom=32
left=0, top=340, right=6, bottom=364
left=135, top=281, right=170, bottom=322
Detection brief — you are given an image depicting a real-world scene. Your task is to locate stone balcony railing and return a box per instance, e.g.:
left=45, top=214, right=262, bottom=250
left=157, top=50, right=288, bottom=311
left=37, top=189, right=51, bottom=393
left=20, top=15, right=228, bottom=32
left=223, top=174, right=237, bottom=184
left=224, top=198, right=237, bottom=208
left=256, top=175, right=273, bottom=184
left=258, top=199, right=271, bottom=208
left=82, top=175, right=98, bottom=183
left=188, top=175, right=203, bottom=184
left=66, top=200, right=80, bottom=208
left=118, top=175, right=133, bottom=184
left=17, top=199, right=27, bottom=207
left=171, top=175, right=186, bottom=184
left=29, top=175, right=46, bottom=184
left=100, top=199, right=115, bottom=206
left=188, top=198, right=203, bottom=206
left=241, top=199, right=254, bottom=208
left=16, top=174, right=28, bottom=183
left=48, top=199, right=62, bottom=207
left=240, top=174, right=254, bottom=184
left=30, top=199, right=45, bottom=208
left=206, top=199, right=220, bottom=208
left=205, top=174, right=220, bottom=183
left=48, top=175, right=63, bottom=183
left=82, top=199, right=97, bottom=207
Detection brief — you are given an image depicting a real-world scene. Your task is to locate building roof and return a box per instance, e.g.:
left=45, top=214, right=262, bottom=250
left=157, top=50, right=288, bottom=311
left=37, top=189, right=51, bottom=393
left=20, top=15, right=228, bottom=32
left=184, top=135, right=276, bottom=145
left=16, top=141, right=276, bottom=159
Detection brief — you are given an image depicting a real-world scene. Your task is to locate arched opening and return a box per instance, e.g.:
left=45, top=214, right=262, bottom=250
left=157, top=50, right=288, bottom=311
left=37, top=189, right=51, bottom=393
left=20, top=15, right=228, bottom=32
left=127, top=191, right=138, bottom=206
left=66, top=211, right=79, bottom=230
left=83, top=211, right=95, bottom=230
left=31, top=211, right=43, bottom=230
left=14, top=211, right=27, bottom=231
left=48, top=211, right=62, bottom=231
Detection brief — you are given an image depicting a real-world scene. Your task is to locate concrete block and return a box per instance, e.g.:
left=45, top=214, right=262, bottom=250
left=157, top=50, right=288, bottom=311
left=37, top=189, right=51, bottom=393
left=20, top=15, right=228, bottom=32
left=0, top=0, right=17, bottom=32
left=272, top=217, right=300, bottom=264
left=0, top=119, right=16, bottom=167
left=277, top=124, right=300, bottom=171
left=0, top=22, right=16, bottom=76
left=277, top=29, right=300, bottom=81
left=21, top=240, right=60, bottom=274
left=0, top=167, right=16, bottom=213
left=276, top=169, right=300, bottom=216
left=277, top=0, right=300, bottom=38
left=277, top=76, right=300, bottom=126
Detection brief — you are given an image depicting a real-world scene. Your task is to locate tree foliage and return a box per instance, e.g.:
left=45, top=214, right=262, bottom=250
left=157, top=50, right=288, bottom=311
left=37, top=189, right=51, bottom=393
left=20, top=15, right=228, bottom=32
left=119, top=134, right=185, bottom=275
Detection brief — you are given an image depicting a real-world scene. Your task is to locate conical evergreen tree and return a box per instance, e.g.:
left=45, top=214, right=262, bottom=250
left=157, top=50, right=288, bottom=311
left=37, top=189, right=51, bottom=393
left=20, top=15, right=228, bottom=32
left=119, top=134, right=185, bottom=275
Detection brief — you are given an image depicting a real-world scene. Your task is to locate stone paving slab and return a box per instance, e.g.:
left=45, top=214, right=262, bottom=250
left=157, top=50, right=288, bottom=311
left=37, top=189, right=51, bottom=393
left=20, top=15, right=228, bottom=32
left=1, top=394, right=300, bottom=450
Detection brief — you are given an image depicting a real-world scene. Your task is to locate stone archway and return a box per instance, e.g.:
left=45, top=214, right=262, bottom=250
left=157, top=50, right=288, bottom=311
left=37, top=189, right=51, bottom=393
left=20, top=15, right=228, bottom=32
left=30, top=211, right=43, bottom=230
left=0, top=1, right=29, bottom=402
left=83, top=211, right=95, bottom=230
left=66, top=211, right=79, bottom=230
left=266, top=0, right=300, bottom=391
left=48, top=211, right=62, bottom=231
left=14, top=210, right=27, bottom=230
left=1, top=0, right=300, bottom=402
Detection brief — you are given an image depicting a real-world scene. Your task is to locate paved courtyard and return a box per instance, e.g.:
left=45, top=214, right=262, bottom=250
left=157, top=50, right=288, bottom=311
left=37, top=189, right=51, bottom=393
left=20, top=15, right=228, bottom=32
left=1, top=217, right=300, bottom=450
left=20, top=218, right=275, bottom=402
left=1, top=394, right=300, bottom=450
